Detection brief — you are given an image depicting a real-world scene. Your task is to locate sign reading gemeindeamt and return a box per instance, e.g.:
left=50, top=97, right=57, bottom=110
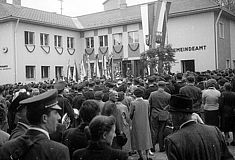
left=0, top=65, right=11, bottom=71
left=174, top=45, right=207, bottom=52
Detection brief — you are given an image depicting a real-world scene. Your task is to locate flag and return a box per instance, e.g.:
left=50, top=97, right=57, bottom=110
left=80, top=58, right=86, bottom=81
left=72, top=61, right=78, bottom=82
left=66, top=60, right=71, bottom=82
left=95, top=54, right=101, bottom=78
left=102, top=54, right=107, bottom=78
left=141, top=0, right=171, bottom=49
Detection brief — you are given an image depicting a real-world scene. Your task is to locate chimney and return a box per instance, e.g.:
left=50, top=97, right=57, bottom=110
left=12, top=0, right=21, bottom=5
left=0, top=0, right=7, bottom=3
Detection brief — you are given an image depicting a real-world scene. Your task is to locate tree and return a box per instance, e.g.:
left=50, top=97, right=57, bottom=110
left=140, top=44, right=176, bottom=75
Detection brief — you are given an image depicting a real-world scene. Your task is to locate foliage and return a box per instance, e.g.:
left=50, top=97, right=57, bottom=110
left=140, top=44, right=176, bottom=74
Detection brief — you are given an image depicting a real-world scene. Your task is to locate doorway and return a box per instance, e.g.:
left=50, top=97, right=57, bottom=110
left=181, top=60, right=195, bottom=72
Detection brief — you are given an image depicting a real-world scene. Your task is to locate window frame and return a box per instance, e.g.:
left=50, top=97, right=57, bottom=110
left=41, top=66, right=50, bottom=79
left=128, top=31, right=139, bottom=44
left=99, top=35, right=108, bottom=47
left=25, top=66, right=35, bottom=79
left=112, top=33, right=122, bottom=45
left=54, top=35, right=63, bottom=47
left=67, top=37, right=74, bottom=49
left=24, top=31, right=35, bottom=45
left=85, top=37, right=94, bottom=48
left=40, top=33, right=49, bottom=46
left=219, top=22, right=224, bottom=39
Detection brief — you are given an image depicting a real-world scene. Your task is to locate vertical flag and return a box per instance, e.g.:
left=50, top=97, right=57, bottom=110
left=102, top=54, right=107, bottom=78
left=66, top=59, right=71, bottom=82
left=95, top=54, right=101, bottom=78
left=141, top=4, right=149, bottom=51
left=80, top=58, right=86, bottom=81
left=141, top=0, right=171, bottom=49
left=87, top=55, right=91, bottom=80
left=72, top=61, right=78, bottom=82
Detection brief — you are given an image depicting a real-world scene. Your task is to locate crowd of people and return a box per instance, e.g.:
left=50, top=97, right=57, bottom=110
left=0, top=69, right=235, bottom=159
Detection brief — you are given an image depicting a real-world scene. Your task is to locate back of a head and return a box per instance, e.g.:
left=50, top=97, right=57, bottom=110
left=224, top=82, right=232, bottom=91
left=80, top=100, right=100, bottom=123
left=186, top=76, right=195, bottom=83
left=176, top=73, right=183, bottom=80
left=89, top=115, right=116, bottom=141
left=94, top=91, right=104, bottom=101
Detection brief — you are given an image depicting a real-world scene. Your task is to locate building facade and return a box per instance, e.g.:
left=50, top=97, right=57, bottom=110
left=0, top=0, right=235, bottom=84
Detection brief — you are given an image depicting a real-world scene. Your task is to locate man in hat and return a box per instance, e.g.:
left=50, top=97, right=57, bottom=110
left=0, top=89, right=70, bottom=160
left=165, top=94, right=234, bottom=160
left=144, top=76, right=158, bottom=99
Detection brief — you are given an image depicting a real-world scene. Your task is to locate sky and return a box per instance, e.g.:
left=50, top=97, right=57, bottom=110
left=18, top=0, right=155, bottom=17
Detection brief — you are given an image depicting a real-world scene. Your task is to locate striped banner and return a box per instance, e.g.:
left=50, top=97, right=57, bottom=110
left=141, top=0, right=171, bottom=49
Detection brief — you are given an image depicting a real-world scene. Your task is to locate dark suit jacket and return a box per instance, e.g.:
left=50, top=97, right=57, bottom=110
left=165, top=121, right=234, bottom=160
left=9, top=122, right=29, bottom=140
left=0, top=129, right=70, bottom=160
left=72, top=140, right=128, bottom=160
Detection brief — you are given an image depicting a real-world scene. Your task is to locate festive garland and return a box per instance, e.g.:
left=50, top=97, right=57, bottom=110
left=55, top=47, right=63, bottom=55
left=67, top=48, right=75, bottom=55
left=41, top=46, right=50, bottom=54
left=85, top=48, right=94, bottom=55
left=25, top=44, right=35, bottom=53
left=128, top=43, right=139, bottom=52
left=99, top=46, right=108, bottom=55
left=113, top=45, right=123, bottom=54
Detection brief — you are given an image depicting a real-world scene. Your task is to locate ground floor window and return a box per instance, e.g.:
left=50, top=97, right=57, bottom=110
left=41, top=66, right=50, bottom=79
left=26, top=66, right=35, bottom=79
left=55, top=66, right=63, bottom=80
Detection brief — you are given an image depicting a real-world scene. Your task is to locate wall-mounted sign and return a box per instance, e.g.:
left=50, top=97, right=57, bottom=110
left=174, top=45, right=206, bottom=53
left=0, top=65, right=11, bottom=71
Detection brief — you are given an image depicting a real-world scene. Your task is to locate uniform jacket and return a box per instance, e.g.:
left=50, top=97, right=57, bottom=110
left=165, top=121, right=234, bottom=160
left=0, top=129, right=70, bottom=160
left=72, top=140, right=128, bottom=160
left=9, top=122, right=29, bottom=140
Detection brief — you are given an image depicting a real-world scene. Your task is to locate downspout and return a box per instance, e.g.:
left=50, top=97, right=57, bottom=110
left=14, top=18, right=20, bottom=83
left=215, top=9, right=222, bottom=70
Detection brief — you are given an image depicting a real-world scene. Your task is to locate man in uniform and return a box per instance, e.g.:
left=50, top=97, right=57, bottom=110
left=0, top=89, right=70, bottom=160
left=165, top=94, right=234, bottom=160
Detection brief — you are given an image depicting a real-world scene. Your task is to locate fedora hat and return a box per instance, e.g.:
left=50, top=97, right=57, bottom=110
left=169, top=94, right=193, bottom=113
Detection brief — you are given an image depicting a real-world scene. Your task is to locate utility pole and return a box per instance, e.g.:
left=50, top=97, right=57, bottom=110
left=58, top=0, right=63, bottom=14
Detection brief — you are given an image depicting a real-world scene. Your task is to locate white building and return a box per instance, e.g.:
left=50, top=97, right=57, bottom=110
left=0, top=0, right=235, bottom=84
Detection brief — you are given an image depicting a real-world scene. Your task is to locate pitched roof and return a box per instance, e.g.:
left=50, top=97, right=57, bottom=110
left=0, top=0, right=223, bottom=30
left=0, top=2, right=78, bottom=30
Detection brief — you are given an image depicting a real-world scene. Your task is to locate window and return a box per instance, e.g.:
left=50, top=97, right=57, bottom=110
left=67, top=37, right=74, bottom=48
left=40, top=33, right=49, bottom=46
left=41, top=66, right=50, bottom=78
left=24, top=31, right=35, bottom=45
left=233, top=60, right=235, bottom=69
left=85, top=37, right=94, bottom=48
left=226, top=59, right=230, bottom=69
left=219, top=22, right=224, bottom=38
left=55, top=66, right=63, bottom=80
left=128, top=31, right=139, bottom=43
left=54, top=35, right=62, bottom=47
left=26, top=66, right=35, bottom=79
left=99, top=35, right=108, bottom=47
left=113, top=33, right=122, bottom=45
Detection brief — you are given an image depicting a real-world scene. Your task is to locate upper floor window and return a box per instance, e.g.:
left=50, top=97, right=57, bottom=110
left=86, top=37, right=94, bottom=48
left=41, top=66, right=50, bottom=79
left=113, top=33, right=122, bottom=45
left=99, top=35, right=108, bottom=47
left=40, top=33, right=49, bottom=46
left=24, top=31, right=35, bottom=45
left=128, top=31, right=139, bottom=43
left=219, top=22, right=224, bottom=39
left=67, top=37, right=74, bottom=48
left=26, top=66, right=35, bottom=79
left=54, top=35, right=62, bottom=47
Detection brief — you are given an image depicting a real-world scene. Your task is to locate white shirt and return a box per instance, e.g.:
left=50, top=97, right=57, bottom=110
left=29, top=127, right=50, bottom=139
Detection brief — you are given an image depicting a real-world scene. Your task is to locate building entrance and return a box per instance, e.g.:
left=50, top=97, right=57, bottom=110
left=181, top=60, right=195, bottom=72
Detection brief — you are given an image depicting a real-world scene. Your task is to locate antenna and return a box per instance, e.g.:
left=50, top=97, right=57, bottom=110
left=58, top=0, right=63, bottom=14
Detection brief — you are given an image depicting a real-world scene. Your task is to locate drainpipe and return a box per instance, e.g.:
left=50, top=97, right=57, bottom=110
left=14, top=18, right=20, bottom=83
left=215, top=9, right=222, bottom=70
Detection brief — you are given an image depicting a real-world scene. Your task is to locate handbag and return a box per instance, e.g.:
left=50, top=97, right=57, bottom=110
left=116, top=132, right=127, bottom=147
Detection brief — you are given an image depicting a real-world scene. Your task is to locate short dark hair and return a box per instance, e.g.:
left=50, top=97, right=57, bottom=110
left=80, top=100, right=100, bottom=123
left=186, top=76, right=195, bottom=83
left=89, top=115, right=116, bottom=141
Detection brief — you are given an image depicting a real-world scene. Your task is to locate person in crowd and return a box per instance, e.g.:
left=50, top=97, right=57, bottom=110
left=93, top=91, right=105, bottom=113
left=0, top=103, right=9, bottom=146
left=9, top=91, right=31, bottom=139
left=116, top=91, right=131, bottom=153
left=165, top=94, right=234, bottom=160
left=62, top=100, right=100, bottom=158
left=173, top=73, right=185, bottom=94
left=219, top=82, right=235, bottom=145
left=0, top=89, right=70, bottom=160
left=148, top=81, right=171, bottom=153
left=83, top=81, right=95, bottom=100
left=0, top=85, right=8, bottom=132
left=72, top=115, right=128, bottom=160
left=144, top=76, right=158, bottom=99
left=179, top=76, right=202, bottom=114
left=202, top=79, right=221, bottom=127
left=130, top=87, right=153, bottom=160
left=116, top=83, right=133, bottom=111
left=72, top=83, right=86, bottom=111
